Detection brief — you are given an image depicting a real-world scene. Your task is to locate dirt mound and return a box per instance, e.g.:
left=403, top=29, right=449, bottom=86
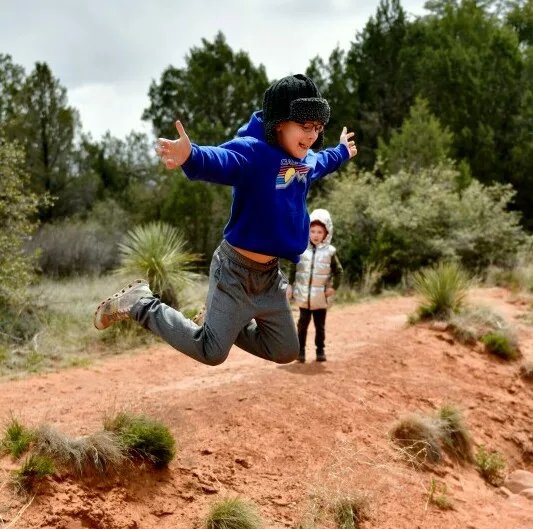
left=1, top=288, right=532, bottom=528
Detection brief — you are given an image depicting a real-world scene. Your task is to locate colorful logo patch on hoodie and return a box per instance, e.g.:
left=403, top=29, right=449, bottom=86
left=276, top=159, right=311, bottom=189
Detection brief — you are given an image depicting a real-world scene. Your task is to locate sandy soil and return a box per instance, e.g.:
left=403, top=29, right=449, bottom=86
left=1, top=287, right=532, bottom=528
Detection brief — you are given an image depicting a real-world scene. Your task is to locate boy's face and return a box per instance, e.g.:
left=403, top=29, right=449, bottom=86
left=274, top=120, right=324, bottom=159
left=310, top=223, right=327, bottom=245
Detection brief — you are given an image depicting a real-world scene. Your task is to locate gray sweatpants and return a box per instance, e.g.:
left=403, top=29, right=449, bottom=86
left=130, top=240, right=299, bottom=366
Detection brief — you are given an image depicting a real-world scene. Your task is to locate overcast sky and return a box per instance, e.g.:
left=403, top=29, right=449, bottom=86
left=2, top=0, right=428, bottom=141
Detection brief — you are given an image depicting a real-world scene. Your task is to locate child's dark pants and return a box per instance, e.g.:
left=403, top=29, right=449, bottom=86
left=131, top=240, right=299, bottom=366
left=297, top=308, right=327, bottom=357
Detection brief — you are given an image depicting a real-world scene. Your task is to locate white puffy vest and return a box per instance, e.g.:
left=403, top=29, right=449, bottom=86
left=293, top=243, right=336, bottom=310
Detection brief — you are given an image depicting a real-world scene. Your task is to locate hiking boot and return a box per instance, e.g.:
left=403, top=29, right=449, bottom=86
left=94, top=279, right=152, bottom=330
left=192, top=305, right=206, bottom=325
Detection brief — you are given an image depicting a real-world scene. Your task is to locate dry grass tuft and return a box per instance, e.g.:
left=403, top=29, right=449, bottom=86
left=389, top=414, right=442, bottom=464
left=34, top=425, right=125, bottom=476
left=436, top=404, right=474, bottom=463
left=202, top=497, right=264, bottom=529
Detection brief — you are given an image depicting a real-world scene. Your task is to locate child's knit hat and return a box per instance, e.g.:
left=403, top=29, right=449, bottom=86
left=262, top=74, right=330, bottom=150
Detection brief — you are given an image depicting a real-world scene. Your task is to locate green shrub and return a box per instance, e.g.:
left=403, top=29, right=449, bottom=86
left=104, top=411, right=176, bottom=467
left=481, top=332, right=519, bottom=360
left=12, top=454, right=55, bottom=493
left=475, top=445, right=506, bottom=485
left=318, top=162, right=525, bottom=283
left=427, top=479, right=453, bottom=510
left=0, top=417, right=35, bottom=458
left=412, top=262, right=469, bottom=320
left=203, top=498, right=264, bottom=529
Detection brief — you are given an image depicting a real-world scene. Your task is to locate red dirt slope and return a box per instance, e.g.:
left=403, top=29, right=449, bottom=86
left=1, top=288, right=532, bottom=528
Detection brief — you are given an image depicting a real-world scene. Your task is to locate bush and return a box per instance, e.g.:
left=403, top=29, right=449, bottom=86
left=12, top=454, right=55, bottom=494
left=1, top=417, right=35, bottom=458
left=104, top=411, right=176, bottom=467
left=437, top=404, right=473, bottom=463
left=412, top=262, right=469, bottom=320
left=318, top=165, right=525, bottom=283
left=29, top=219, right=121, bottom=277
left=475, top=445, right=506, bottom=486
left=332, top=493, right=368, bottom=529
left=203, top=498, right=264, bottom=529
left=448, top=305, right=513, bottom=346
left=0, top=134, right=43, bottom=305
left=481, top=332, right=519, bottom=360
left=389, top=413, right=442, bottom=464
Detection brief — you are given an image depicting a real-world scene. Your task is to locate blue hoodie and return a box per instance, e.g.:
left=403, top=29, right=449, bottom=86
left=181, top=111, right=349, bottom=263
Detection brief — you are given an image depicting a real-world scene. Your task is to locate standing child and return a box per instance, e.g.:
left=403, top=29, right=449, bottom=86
left=287, top=209, right=342, bottom=363
left=93, top=74, right=356, bottom=366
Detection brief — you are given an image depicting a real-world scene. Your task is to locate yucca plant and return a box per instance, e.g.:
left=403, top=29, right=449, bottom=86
left=412, top=262, right=470, bottom=320
left=117, top=222, right=202, bottom=308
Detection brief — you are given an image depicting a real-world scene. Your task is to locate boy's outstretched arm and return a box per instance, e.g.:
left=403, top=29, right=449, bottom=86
left=156, top=120, right=192, bottom=169
left=312, top=126, right=357, bottom=180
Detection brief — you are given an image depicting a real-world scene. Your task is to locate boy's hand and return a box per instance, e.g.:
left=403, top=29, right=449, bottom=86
left=156, top=120, right=193, bottom=169
left=340, top=127, right=357, bottom=159
left=325, top=287, right=335, bottom=298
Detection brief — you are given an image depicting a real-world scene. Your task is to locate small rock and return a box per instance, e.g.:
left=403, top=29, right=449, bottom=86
left=235, top=457, right=251, bottom=469
left=498, top=486, right=515, bottom=498
left=504, top=470, right=533, bottom=494
left=520, top=488, right=533, bottom=500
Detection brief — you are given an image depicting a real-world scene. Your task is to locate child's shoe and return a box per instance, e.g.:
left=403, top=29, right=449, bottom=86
left=297, top=351, right=306, bottom=363
left=316, top=352, right=327, bottom=362
left=94, top=279, right=152, bottom=330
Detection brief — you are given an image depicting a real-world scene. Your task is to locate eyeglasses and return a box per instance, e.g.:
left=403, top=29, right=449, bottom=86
left=299, top=122, right=325, bottom=134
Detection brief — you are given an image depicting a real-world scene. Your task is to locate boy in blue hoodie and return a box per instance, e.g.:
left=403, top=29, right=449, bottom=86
left=93, top=74, right=357, bottom=366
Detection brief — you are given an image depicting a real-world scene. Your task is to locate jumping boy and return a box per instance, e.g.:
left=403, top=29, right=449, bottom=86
left=93, top=74, right=357, bottom=366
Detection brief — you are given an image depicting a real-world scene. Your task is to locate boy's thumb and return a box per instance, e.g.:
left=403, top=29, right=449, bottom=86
left=175, top=120, right=187, bottom=138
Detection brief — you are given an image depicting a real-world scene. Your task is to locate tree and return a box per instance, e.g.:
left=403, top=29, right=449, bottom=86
left=0, top=54, right=25, bottom=128
left=10, top=62, right=79, bottom=220
left=345, top=0, right=418, bottom=168
left=143, top=31, right=269, bottom=144
left=0, top=134, right=42, bottom=303
left=414, top=0, right=523, bottom=185
left=376, top=96, right=455, bottom=174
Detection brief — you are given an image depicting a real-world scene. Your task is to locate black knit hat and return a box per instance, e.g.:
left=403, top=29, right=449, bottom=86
left=262, top=74, right=330, bottom=150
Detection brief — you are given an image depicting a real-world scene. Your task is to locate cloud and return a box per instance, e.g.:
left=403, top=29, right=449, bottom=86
left=1, top=0, right=429, bottom=140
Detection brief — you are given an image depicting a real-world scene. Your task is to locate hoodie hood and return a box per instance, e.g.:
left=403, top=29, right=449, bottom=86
left=310, top=208, right=333, bottom=246
left=236, top=111, right=267, bottom=142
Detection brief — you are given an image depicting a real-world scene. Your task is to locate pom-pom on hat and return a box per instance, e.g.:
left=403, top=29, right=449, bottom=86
left=262, top=74, right=330, bottom=150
